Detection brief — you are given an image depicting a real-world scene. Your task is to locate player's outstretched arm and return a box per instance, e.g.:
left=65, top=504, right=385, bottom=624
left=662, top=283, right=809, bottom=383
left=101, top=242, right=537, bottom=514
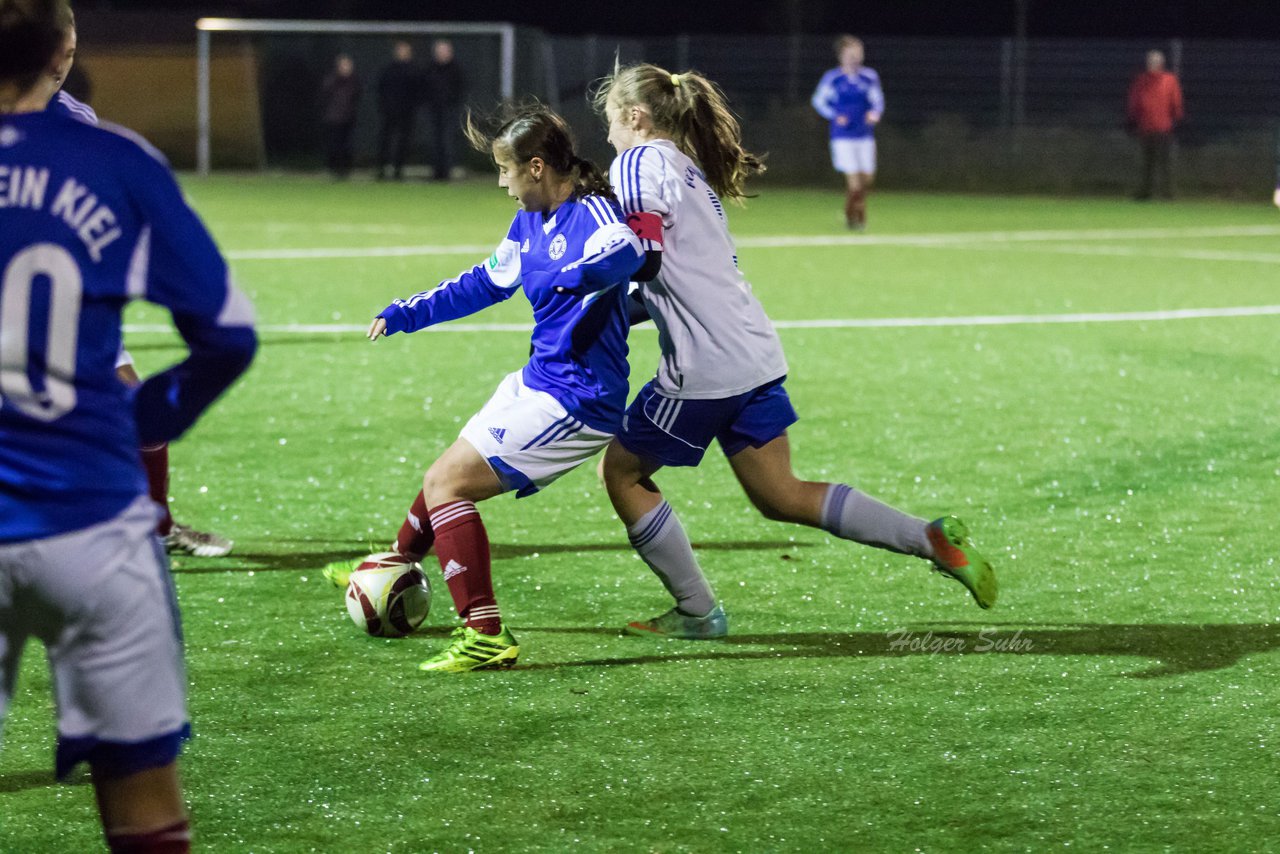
left=368, top=317, right=388, bottom=340
left=375, top=238, right=523, bottom=336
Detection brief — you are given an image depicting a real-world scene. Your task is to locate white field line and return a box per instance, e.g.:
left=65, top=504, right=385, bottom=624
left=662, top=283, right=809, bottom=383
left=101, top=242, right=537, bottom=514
left=944, top=241, right=1280, bottom=265
left=122, top=304, right=1280, bottom=336
left=227, top=243, right=491, bottom=260
left=222, top=224, right=1280, bottom=262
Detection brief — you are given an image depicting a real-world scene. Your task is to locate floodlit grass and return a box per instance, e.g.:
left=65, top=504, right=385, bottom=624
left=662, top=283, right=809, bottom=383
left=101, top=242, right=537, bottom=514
left=2, top=177, right=1278, bottom=851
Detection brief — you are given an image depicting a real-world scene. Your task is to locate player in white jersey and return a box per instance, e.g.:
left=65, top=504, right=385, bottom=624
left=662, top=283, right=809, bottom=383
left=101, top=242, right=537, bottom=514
left=591, top=64, right=998, bottom=638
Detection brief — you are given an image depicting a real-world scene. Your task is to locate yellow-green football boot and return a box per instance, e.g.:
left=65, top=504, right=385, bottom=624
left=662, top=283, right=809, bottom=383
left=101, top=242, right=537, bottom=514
left=418, top=625, right=520, bottom=672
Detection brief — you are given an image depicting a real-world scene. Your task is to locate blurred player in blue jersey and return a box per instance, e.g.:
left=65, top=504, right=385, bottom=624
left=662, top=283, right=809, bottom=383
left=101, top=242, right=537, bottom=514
left=330, top=104, right=643, bottom=672
left=45, top=8, right=234, bottom=558
left=0, top=1, right=257, bottom=850
left=592, top=63, right=996, bottom=640
left=811, top=35, right=884, bottom=230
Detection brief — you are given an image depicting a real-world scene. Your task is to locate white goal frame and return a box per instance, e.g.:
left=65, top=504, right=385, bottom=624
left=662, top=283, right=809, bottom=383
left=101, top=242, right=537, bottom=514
left=194, top=18, right=517, bottom=175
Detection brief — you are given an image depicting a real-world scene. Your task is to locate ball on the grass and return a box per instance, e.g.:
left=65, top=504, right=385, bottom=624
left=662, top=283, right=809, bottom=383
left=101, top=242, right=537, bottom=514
left=344, top=552, right=431, bottom=637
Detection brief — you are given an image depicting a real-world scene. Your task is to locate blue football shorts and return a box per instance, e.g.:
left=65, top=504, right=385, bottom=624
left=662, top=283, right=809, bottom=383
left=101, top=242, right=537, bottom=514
left=616, top=376, right=798, bottom=468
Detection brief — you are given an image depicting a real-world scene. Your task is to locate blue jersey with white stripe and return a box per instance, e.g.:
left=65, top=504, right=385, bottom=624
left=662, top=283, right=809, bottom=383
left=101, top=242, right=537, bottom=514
left=811, top=67, right=884, bottom=140
left=47, top=91, right=99, bottom=125
left=378, top=193, right=643, bottom=432
left=0, top=110, right=256, bottom=542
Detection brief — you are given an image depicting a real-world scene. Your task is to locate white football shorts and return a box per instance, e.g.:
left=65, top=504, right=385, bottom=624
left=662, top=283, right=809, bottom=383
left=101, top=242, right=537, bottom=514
left=0, top=495, right=189, bottom=780
left=830, top=138, right=877, bottom=175
left=460, top=370, right=613, bottom=498
left=115, top=346, right=134, bottom=370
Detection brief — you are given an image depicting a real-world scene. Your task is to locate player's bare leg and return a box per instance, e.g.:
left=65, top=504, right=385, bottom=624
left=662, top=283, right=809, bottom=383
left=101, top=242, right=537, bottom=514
left=417, top=439, right=519, bottom=671
left=727, top=434, right=996, bottom=608
left=92, top=762, right=190, bottom=852
left=115, top=362, right=232, bottom=558
left=724, top=434, right=827, bottom=526
left=603, top=441, right=725, bottom=637
left=601, top=440, right=664, bottom=527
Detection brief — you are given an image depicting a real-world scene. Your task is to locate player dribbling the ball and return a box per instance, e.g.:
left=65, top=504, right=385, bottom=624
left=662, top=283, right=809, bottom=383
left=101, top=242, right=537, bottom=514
left=334, top=104, right=643, bottom=672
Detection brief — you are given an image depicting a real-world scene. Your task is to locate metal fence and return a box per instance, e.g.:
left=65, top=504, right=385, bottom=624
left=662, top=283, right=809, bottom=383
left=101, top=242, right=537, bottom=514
left=518, top=32, right=1279, bottom=195
left=544, top=34, right=1280, bottom=137
left=177, top=26, right=1278, bottom=191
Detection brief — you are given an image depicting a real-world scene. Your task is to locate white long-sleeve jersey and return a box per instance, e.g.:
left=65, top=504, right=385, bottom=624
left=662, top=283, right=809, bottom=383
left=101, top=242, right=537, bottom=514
left=609, top=139, right=787, bottom=399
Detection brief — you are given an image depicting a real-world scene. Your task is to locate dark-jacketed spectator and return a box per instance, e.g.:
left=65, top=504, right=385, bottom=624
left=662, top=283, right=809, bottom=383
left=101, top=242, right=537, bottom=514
left=425, top=39, right=467, bottom=181
left=376, top=40, right=423, bottom=180
left=321, top=53, right=360, bottom=179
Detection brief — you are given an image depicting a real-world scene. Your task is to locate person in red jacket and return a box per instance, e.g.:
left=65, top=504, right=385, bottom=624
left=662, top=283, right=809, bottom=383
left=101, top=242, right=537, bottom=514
left=1127, top=49, right=1184, bottom=200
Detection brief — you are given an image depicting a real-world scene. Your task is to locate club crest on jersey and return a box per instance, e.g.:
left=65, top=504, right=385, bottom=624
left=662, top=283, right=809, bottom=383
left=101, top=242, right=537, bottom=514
left=488, top=426, right=506, bottom=444
left=548, top=234, right=567, bottom=260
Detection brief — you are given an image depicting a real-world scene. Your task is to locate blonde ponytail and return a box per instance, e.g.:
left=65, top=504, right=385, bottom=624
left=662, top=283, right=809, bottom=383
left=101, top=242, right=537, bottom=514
left=594, top=62, right=765, bottom=202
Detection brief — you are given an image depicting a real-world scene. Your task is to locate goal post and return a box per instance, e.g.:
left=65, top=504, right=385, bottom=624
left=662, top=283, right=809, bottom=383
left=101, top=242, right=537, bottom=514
left=194, top=18, right=517, bottom=176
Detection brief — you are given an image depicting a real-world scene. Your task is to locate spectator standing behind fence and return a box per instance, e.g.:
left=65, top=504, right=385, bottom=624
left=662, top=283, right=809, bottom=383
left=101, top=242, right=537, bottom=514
left=426, top=39, right=466, bottom=181
left=321, top=54, right=360, bottom=179
left=376, top=40, right=423, bottom=181
left=1127, top=49, right=1184, bottom=200
left=811, top=35, right=883, bottom=230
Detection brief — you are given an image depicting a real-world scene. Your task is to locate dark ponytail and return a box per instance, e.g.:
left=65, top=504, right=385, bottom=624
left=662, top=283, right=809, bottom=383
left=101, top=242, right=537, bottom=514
left=0, top=0, right=72, bottom=92
left=465, top=100, right=615, bottom=202
left=567, top=154, right=612, bottom=198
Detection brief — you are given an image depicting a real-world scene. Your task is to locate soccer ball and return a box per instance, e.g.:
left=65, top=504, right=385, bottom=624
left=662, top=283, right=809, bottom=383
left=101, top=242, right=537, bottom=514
left=344, top=553, right=432, bottom=638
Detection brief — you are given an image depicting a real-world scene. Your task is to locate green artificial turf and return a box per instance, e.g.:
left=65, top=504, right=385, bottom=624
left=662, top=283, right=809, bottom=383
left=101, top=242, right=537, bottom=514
left=2, top=177, right=1277, bottom=852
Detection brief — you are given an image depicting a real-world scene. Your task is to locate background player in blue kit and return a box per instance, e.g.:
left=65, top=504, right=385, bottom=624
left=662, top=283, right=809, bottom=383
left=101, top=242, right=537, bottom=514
left=594, top=63, right=996, bottom=640
left=44, top=9, right=235, bottom=558
left=335, top=104, right=643, bottom=672
left=0, top=1, right=256, bottom=850
left=811, top=35, right=884, bottom=230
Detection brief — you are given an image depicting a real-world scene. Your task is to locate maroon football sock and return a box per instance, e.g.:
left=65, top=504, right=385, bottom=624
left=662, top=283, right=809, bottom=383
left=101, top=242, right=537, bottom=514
left=394, top=490, right=435, bottom=560
left=140, top=443, right=173, bottom=536
left=106, top=819, right=190, bottom=853
left=851, top=189, right=868, bottom=225
left=429, top=501, right=501, bottom=635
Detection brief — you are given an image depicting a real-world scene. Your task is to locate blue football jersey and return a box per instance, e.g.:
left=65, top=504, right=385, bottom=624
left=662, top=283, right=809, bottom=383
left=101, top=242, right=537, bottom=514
left=0, top=110, right=256, bottom=542
left=47, top=91, right=99, bottom=125
left=378, top=193, right=643, bottom=432
left=811, top=67, right=885, bottom=140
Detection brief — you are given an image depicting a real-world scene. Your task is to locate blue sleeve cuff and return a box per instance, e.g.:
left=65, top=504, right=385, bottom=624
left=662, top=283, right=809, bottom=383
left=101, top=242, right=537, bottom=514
left=379, top=304, right=411, bottom=335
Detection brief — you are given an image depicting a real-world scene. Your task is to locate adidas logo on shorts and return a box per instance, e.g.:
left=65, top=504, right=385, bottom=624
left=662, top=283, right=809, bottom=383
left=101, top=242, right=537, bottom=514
left=488, top=427, right=506, bottom=444
left=443, top=559, right=467, bottom=580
